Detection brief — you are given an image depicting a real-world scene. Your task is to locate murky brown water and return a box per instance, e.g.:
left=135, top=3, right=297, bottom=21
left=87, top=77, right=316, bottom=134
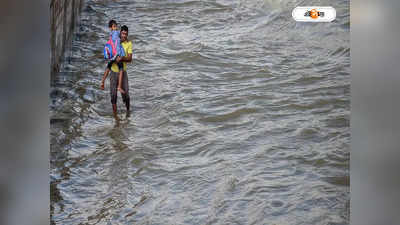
left=50, top=0, right=349, bottom=224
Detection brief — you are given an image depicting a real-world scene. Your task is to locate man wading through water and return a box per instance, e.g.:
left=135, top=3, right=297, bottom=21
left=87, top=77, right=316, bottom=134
left=100, top=25, right=133, bottom=119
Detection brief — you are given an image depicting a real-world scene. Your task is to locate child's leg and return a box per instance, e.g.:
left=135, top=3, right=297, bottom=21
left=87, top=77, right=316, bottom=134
left=117, top=61, right=125, bottom=94
left=104, top=60, right=114, bottom=77
left=117, top=71, right=125, bottom=94
left=101, top=62, right=113, bottom=90
left=107, top=60, right=115, bottom=70
left=101, top=68, right=110, bottom=90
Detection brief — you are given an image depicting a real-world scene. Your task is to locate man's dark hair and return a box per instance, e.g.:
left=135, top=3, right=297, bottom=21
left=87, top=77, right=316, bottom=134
left=121, top=25, right=129, bottom=33
left=108, top=20, right=117, bottom=28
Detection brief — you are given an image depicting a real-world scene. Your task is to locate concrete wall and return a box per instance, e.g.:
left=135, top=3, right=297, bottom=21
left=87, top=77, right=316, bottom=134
left=50, top=0, right=84, bottom=74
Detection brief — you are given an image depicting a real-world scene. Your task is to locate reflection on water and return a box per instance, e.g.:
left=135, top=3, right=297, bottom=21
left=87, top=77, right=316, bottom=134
left=50, top=0, right=349, bottom=224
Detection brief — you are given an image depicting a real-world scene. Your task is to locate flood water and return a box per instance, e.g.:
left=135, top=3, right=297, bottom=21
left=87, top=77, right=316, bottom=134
left=50, top=0, right=349, bottom=224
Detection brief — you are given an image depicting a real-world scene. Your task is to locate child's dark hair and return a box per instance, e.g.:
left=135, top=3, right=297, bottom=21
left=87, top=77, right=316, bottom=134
left=108, top=20, right=117, bottom=28
left=121, top=25, right=128, bottom=33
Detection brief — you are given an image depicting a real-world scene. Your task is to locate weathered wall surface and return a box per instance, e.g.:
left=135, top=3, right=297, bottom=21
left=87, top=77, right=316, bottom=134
left=50, top=0, right=84, bottom=74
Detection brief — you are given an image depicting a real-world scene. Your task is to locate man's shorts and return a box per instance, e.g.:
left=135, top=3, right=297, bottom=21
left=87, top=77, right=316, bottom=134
left=109, top=71, right=130, bottom=105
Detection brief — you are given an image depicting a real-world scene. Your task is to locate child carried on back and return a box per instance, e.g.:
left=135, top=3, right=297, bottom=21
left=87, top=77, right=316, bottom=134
left=103, top=20, right=125, bottom=94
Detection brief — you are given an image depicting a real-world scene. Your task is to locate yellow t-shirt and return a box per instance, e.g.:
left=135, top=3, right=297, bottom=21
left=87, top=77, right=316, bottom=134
left=111, top=40, right=133, bottom=72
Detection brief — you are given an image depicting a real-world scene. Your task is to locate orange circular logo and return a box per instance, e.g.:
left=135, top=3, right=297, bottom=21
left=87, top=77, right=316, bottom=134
left=310, top=9, right=319, bottom=19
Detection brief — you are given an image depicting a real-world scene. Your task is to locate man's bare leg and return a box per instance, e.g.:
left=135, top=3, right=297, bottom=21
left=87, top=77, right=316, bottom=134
left=112, top=103, right=119, bottom=120
left=122, top=72, right=130, bottom=117
left=125, top=100, right=130, bottom=117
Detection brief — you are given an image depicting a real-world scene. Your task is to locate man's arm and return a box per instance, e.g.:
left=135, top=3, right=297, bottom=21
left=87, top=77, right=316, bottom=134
left=121, top=53, right=132, bottom=62
left=121, top=41, right=133, bottom=62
